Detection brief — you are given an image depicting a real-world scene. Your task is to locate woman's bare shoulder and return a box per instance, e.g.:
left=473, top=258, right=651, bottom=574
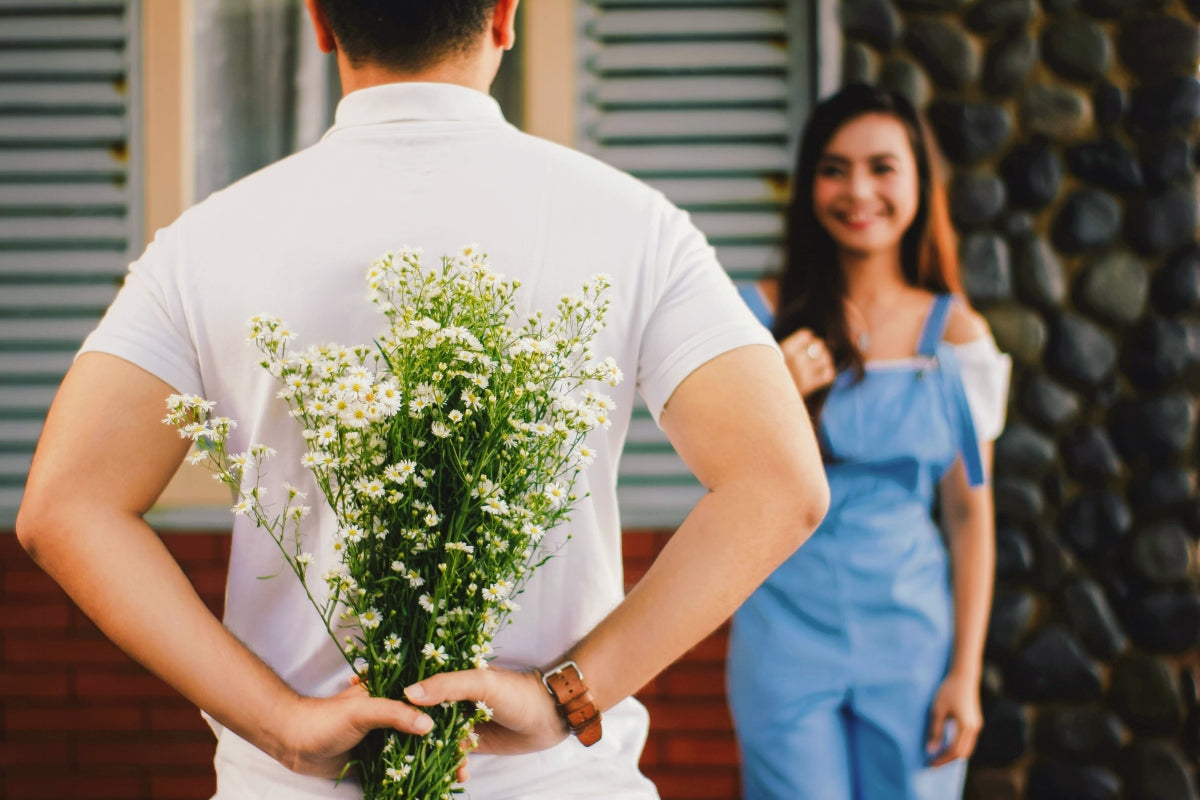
left=943, top=300, right=991, bottom=345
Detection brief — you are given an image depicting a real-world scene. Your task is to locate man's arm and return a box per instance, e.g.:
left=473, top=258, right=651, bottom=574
left=17, top=353, right=439, bottom=776
left=407, top=343, right=830, bottom=749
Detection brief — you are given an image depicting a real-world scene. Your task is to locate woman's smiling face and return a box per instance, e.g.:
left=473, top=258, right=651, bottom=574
left=812, top=112, right=921, bottom=259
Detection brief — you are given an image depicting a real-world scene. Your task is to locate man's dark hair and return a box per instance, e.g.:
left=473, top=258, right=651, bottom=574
left=317, top=1, right=498, bottom=73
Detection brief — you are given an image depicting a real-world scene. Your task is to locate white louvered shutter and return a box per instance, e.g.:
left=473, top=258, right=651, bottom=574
left=577, top=0, right=815, bottom=527
left=0, top=0, right=141, bottom=525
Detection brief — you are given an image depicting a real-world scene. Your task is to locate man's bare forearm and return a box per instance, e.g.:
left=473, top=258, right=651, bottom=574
left=571, top=472, right=825, bottom=711
left=18, top=504, right=301, bottom=761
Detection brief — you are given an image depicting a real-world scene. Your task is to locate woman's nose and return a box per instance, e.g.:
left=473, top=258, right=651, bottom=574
left=847, top=169, right=874, bottom=200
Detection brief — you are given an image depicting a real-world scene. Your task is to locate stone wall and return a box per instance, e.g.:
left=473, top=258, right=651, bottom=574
left=836, top=1, right=1200, bottom=797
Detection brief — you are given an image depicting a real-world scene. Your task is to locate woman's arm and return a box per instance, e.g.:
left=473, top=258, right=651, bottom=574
left=927, top=444, right=995, bottom=766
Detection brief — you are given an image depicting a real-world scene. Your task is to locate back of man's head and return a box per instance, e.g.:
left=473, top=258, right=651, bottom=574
left=317, top=0, right=499, bottom=73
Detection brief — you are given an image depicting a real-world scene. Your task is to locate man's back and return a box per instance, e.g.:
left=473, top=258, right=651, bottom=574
left=81, top=81, right=771, bottom=799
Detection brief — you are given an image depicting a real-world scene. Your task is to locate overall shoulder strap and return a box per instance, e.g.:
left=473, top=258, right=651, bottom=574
left=916, top=294, right=954, bottom=357
left=935, top=343, right=986, bottom=487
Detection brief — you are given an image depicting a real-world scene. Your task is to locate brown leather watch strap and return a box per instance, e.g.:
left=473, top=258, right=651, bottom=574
left=541, top=660, right=603, bottom=747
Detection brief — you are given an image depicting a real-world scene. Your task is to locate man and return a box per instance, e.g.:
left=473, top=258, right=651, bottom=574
left=17, top=1, right=829, bottom=797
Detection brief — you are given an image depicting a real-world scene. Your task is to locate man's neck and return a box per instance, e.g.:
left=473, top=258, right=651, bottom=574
left=336, top=51, right=497, bottom=97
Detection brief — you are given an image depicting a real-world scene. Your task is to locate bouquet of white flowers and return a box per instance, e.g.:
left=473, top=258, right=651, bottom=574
left=165, top=246, right=620, bottom=799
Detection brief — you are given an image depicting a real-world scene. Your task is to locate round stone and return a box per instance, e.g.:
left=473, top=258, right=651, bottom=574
left=1032, top=522, right=1075, bottom=591
left=1093, top=81, right=1126, bottom=127
left=1111, top=393, right=1198, bottom=462
left=1126, top=187, right=1199, bottom=256
left=1118, top=15, right=1200, bottom=80
left=1077, top=250, right=1149, bottom=326
left=968, top=770, right=1021, bottom=800
left=1047, top=311, right=1118, bottom=387
left=1036, top=707, right=1127, bottom=762
left=841, top=41, right=877, bottom=84
left=878, top=58, right=930, bottom=110
left=960, top=232, right=1011, bottom=306
left=1063, top=577, right=1128, bottom=659
left=983, top=34, right=1038, bottom=97
left=988, top=588, right=1038, bottom=654
left=1043, top=18, right=1113, bottom=83
left=1141, top=136, right=1192, bottom=191
left=1019, top=373, right=1082, bottom=431
left=1109, top=653, right=1185, bottom=734
left=984, top=305, right=1046, bottom=365
left=1002, top=142, right=1063, bottom=209
left=1022, top=83, right=1094, bottom=140
left=1053, top=189, right=1121, bottom=253
left=973, top=696, right=1030, bottom=767
left=995, top=478, right=1045, bottom=524
left=1131, top=76, right=1200, bottom=132
left=995, top=423, right=1057, bottom=478
left=1131, top=521, right=1193, bottom=584
left=1125, top=591, right=1200, bottom=653
left=1067, top=137, right=1144, bottom=193
left=1081, top=0, right=1147, bottom=15
left=1062, top=425, right=1123, bottom=483
left=996, top=525, right=1036, bottom=580
left=1121, top=741, right=1196, bottom=800
left=1153, top=244, right=1200, bottom=314
left=966, top=0, right=1036, bottom=33
left=1006, top=625, right=1103, bottom=702
left=904, top=18, right=980, bottom=91
left=838, top=0, right=903, bottom=51
left=1027, top=762, right=1120, bottom=800
left=950, top=171, right=1007, bottom=229
left=927, top=101, right=1014, bottom=164
left=1012, top=235, right=1066, bottom=309
left=894, top=0, right=969, bottom=8
left=1028, top=762, right=1120, bottom=800
left=1000, top=211, right=1036, bottom=238
left=1060, top=490, right=1132, bottom=562
left=1128, top=469, right=1195, bottom=516
left=1125, top=316, right=1197, bottom=391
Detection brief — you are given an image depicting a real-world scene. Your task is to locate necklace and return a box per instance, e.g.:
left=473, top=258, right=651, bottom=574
left=844, top=294, right=905, bottom=353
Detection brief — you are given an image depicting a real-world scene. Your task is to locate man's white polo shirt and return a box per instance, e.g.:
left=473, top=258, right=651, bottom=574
left=81, top=82, right=776, bottom=799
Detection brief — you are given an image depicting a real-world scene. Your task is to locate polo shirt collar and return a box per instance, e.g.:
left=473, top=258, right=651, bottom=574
left=323, top=82, right=506, bottom=139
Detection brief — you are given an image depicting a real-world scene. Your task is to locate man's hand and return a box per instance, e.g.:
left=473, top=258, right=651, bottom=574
left=404, top=667, right=568, bottom=756
left=276, top=681, right=438, bottom=778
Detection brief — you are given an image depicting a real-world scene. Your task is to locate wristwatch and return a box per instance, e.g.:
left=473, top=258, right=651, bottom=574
left=540, top=660, right=603, bottom=746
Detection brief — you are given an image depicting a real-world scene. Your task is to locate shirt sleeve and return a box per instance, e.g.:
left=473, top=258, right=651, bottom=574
left=77, top=224, right=204, bottom=398
left=951, top=336, right=1012, bottom=442
left=636, top=199, right=779, bottom=423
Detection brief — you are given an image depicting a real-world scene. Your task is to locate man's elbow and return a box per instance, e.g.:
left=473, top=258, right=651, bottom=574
left=789, top=472, right=830, bottom=546
left=758, top=464, right=829, bottom=553
left=14, top=490, right=70, bottom=565
left=15, top=497, right=48, bottom=562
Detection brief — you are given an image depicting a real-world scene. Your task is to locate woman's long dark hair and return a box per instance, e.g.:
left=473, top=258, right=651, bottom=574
left=774, top=84, right=962, bottom=417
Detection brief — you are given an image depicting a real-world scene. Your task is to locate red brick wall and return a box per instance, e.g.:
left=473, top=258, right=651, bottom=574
left=0, top=530, right=739, bottom=800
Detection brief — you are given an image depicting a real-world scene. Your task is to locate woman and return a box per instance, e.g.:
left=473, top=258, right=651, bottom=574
left=727, top=84, right=1011, bottom=799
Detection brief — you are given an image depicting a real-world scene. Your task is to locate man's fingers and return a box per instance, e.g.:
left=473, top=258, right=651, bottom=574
left=354, top=695, right=435, bottom=736
left=404, top=668, right=493, bottom=708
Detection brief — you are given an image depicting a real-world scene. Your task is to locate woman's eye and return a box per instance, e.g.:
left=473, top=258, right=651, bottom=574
left=817, top=165, right=844, bottom=177
left=872, top=164, right=895, bottom=175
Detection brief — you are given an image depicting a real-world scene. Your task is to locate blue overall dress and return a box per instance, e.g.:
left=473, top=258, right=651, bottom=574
left=728, top=290, right=984, bottom=800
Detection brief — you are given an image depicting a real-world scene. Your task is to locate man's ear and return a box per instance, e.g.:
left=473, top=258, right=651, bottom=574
left=492, top=0, right=519, bottom=51
left=304, top=0, right=337, bottom=54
